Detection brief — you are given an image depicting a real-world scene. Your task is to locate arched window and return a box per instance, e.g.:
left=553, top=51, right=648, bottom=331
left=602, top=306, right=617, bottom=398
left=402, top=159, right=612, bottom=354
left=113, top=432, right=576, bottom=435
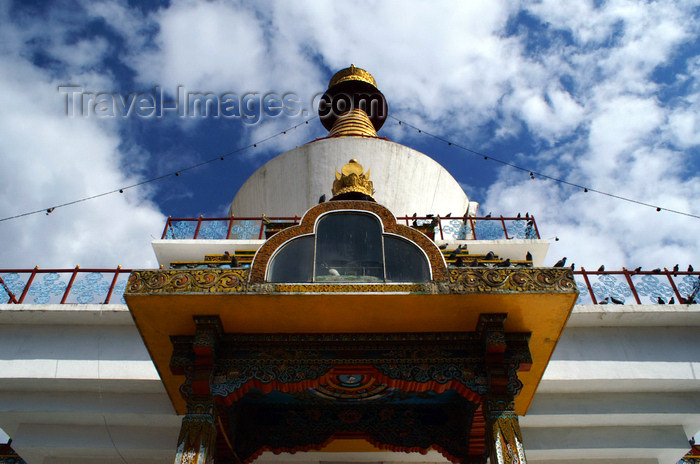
left=267, top=212, right=430, bottom=283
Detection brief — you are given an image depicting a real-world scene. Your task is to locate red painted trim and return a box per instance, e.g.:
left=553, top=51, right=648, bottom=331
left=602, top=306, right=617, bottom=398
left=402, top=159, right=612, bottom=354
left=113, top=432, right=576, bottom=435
left=18, top=267, right=38, bottom=304
left=578, top=268, right=598, bottom=304
left=500, top=216, right=509, bottom=239
left=60, top=266, right=80, bottom=304
left=104, top=266, right=121, bottom=304
left=622, top=269, right=642, bottom=304
left=0, top=274, right=18, bottom=304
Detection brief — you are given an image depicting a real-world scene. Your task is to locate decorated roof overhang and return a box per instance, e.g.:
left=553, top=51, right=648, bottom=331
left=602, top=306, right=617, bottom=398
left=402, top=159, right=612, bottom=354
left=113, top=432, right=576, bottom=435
left=125, top=265, right=577, bottom=416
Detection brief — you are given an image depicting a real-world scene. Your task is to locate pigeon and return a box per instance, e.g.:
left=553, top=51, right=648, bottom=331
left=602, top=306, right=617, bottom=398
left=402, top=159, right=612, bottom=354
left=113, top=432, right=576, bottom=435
left=657, top=296, right=665, bottom=304
left=689, top=264, right=695, bottom=272
left=651, top=268, right=661, bottom=274
left=525, top=212, right=530, bottom=218
left=599, top=297, right=609, bottom=305
left=517, top=213, right=521, bottom=218
left=449, top=244, right=465, bottom=260
left=231, top=254, right=239, bottom=267
left=328, top=268, right=340, bottom=276
left=633, top=266, right=642, bottom=273
left=46, top=207, right=55, bottom=215
left=262, top=214, right=271, bottom=225
left=610, top=296, right=624, bottom=305
left=485, top=251, right=496, bottom=260
left=439, top=243, right=448, bottom=250
left=445, top=213, right=452, bottom=217
left=598, top=265, right=605, bottom=272
left=470, top=258, right=479, bottom=267
left=570, top=263, right=576, bottom=270
left=554, top=257, right=567, bottom=267
left=412, top=212, right=417, bottom=218
left=485, top=212, right=492, bottom=218
left=669, top=297, right=675, bottom=304
left=455, top=257, right=464, bottom=267
left=496, top=258, right=511, bottom=268
left=318, top=194, right=326, bottom=204
left=412, top=220, right=419, bottom=227
left=673, top=264, right=679, bottom=276
left=526, top=251, right=533, bottom=261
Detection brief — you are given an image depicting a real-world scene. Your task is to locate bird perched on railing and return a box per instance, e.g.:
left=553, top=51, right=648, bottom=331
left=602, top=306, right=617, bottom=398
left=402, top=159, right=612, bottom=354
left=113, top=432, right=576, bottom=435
left=554, top=257, right=567, bottom=267
left=496, top=258, right=511, bottom=268
left=448, top=244, right=464, bottom=260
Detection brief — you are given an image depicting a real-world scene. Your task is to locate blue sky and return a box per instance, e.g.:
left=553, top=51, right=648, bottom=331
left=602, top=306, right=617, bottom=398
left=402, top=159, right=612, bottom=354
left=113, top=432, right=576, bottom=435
left=1, top=0, right=699, bottom=270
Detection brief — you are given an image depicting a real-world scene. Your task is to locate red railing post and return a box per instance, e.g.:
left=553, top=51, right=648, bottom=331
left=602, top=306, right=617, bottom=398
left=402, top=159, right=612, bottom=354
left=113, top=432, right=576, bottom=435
left=531, top=217, right=541, bottom=239
left=18, top=267, right=38, bottom=304
left=500, top=216, right=509, bottom=239
left=162, top=216, right=172, bottom=239
left=104, top=266, right=122, bottom=304
left=258, top=218, right=265, bottom=240
left=0, top=274, right=18, bottom=304
left=472, top=217, right=479, bottom=240
left=438, top=216, right=445, bottom=241
left=664, top=269, right=683, bottom=303
left=621, top=269, right=642, bottom=304
left=193, top=216, right=203, bottom=239
left=61, top=266, right=80, bottom=304
left=579, top=268, right=598, bottom=304
left=226, top=216, right=234, bottom=239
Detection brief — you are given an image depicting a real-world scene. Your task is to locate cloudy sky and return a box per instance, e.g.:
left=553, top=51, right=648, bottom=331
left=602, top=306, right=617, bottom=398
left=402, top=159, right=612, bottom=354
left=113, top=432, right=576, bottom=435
left=1, top=0, right=699, bottom=271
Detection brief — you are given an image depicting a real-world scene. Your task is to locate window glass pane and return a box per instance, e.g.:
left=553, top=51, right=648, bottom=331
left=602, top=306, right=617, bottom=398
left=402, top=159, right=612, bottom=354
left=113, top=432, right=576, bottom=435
left=315, top=213, right=384, bottom=282
left=384, top=236, right=430, bottom=282
left=267, top=236, right=314, bottom=282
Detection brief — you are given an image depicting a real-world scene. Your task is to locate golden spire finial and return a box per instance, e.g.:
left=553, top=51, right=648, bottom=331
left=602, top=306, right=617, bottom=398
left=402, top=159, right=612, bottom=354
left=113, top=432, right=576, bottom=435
left=331, top=159, right=375, bottom=200
left=319, top=65, right=388, bottom=138
left=328, top=64, right=378, bottom=89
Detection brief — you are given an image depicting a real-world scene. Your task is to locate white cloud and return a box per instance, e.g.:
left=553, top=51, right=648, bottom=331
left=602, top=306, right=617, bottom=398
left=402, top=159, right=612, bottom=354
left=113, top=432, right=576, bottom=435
left=2, top=0, right=699, bottom=274
left=0, top=21, right=165, bottom=268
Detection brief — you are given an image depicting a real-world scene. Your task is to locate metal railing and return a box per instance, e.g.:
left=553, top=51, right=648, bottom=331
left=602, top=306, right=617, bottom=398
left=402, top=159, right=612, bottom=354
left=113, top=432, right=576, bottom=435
left=0, top=267, right=130, bottom=305
left=161, top=215, right=541, bottom=241
left=1, top=267, right=697, bottom=306
left=573, top=269, right=700, bottom=305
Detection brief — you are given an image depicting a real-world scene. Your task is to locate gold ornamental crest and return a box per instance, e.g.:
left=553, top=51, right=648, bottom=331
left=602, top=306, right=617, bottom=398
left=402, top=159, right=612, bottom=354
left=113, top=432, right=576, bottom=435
left=332, top=159, right=375, bottom=198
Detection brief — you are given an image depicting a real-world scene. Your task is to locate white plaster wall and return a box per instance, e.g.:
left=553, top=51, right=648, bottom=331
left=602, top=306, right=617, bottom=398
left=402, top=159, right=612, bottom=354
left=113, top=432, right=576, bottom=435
left=0, top=303, right=699, bottom=464
left=229, top=137, right=472, bottom=218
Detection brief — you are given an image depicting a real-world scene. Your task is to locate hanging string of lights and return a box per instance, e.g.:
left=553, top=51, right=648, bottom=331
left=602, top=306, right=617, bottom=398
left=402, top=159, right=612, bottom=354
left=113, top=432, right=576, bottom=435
left=0, top=117, right=318, bottom=223
left=390, top=115, right=700, bottom=220
left=2, top=113, right=698, bottom=223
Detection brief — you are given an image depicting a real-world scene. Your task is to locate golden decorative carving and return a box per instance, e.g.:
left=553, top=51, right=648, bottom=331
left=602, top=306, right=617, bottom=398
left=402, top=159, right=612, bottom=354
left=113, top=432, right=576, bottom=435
left=127, top=269, right=248, bottom=294
left=449, top=268, right=576, bottom=294
left=332, top=159, right=375, bottom=198
left=488, top=410, right=527, bottom=464
left=126, top=267, right=575, bottom=296
left=328, top=64, right=378, bottom=89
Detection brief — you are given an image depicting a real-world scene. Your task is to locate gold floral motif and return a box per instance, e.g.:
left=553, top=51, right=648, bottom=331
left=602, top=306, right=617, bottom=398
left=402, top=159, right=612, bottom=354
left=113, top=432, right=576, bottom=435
left=127, top=268, right=575, bottom=295
left=127, top=269, right=248, bottom=294
left=450, top=268, right=576, bottom=294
